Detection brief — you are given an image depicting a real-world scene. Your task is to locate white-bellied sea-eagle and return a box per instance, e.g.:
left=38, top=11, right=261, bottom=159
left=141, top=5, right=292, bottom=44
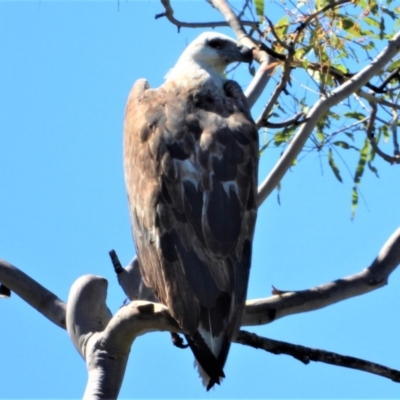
left=123, top=32, right=258, bottom=390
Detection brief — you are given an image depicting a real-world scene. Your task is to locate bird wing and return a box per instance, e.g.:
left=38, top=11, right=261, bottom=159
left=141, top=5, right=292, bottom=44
left=124, top=78, right=258, bottom=388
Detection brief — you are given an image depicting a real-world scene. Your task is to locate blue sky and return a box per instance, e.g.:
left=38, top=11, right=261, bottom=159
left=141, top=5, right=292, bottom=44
left=1, top=1, right=400, bottom=398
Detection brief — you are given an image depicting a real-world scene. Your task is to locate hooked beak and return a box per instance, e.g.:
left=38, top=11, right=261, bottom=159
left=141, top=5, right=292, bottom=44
left=236, top=44, right=253, bottom=63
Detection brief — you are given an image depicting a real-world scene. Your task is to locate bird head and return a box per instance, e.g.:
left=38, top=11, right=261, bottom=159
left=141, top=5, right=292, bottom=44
left=165, top=32, right=253, bottom=83
left=184, top=32, right=253, bottom=75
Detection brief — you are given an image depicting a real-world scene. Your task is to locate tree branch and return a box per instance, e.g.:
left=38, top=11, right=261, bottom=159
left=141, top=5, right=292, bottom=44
left=1, top=225, right=400, bottom=396
left=235, top=330, right=400, bottom=383
left=0, top=259, right=66, bottom=328
left=365, top=101, right=400, bottom=164
left=292, top=0, right=351, bottom=46
left=242, top=226, right=400, bottom=325
left=156, top=0, right=257, bottom=31
left=257, top=31, right=400, bottom=206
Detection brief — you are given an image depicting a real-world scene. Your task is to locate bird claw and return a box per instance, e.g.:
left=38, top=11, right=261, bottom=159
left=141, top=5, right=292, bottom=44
left=170, top=332, right=189, bottom=349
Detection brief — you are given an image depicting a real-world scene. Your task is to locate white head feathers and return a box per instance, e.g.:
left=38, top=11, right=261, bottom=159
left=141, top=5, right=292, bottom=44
left=165, top=32, right=252, bottom=86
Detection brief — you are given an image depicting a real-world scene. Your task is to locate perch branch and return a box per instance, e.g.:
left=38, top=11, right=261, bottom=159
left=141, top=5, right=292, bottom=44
left=2, top=225, right=400, bottom=335
left=66, top=275, right=179, bottom=400
left=235, top=330, right=400, bottom=383
left=1, top=225, right=400, bottom=397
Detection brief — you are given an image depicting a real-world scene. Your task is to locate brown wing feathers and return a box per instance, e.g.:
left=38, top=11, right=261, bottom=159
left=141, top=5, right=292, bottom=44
left=124, top=78, right=258, bottom=389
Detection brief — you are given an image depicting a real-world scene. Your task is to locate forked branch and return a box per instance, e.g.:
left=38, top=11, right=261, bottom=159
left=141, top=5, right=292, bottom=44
left=257, top=31, right=400, bottom=205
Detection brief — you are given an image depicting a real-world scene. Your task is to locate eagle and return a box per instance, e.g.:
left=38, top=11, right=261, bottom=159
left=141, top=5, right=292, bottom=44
left=123, top=32, right=258, bottom=389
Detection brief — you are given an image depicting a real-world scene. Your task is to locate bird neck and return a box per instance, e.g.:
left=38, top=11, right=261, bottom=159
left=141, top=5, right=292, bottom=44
left=164, top=57, right=225, bottom=89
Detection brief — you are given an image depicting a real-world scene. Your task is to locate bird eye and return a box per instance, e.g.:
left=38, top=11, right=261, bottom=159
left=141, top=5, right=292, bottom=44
left=208, top=39, right=224, bottom=49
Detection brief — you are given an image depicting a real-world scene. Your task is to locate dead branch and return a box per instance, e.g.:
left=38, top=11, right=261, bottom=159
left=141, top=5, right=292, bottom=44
left=235, top=330, right=400, bottom=383
left=156, top=0, right=257, bottom=32
left=259, top=112, right=306, bottom=129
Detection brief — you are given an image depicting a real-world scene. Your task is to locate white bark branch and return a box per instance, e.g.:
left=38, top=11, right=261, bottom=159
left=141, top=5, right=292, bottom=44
left=2, top=225, right=400, bottom=397
left=0, top=259, right=66, bottom=328
left=256, top=31, right=400, bottom=206
left=242, top=226, right=400, bottom=325
left=66, top=275, right=180, bottom=399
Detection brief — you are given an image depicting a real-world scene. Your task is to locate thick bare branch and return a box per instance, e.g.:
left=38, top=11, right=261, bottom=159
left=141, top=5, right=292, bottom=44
left=1, top=225, right=400, bottom=396
left=0, top=259, right=66, bottom=328
left=245, top=60, right=275, bottom=108
left=257, top=31, right=400, bottom=205
left=66, top=275, right=112, bottom=357
left=235, top=330, right=400, bottom=383
left=242, top=226, right=400, bottom=325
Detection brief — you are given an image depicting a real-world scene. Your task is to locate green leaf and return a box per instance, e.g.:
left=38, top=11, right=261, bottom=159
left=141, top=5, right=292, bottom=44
left=380, top=17, right=385, bottom=40
left=363, top=16, right=380, bottom=28
left=369, top=0, right=379, bottom=15
left=275, top=15, right=289, bottom=37
left=381, top=6, right=397, bottom=19
left=368, top=161, right=379, bottom=178
left=381, top=124, right=390, bottom=142
left=388, top=59, right=400, bottom=71
left=354, top=138, right=369, bottom=185
left=333, top=141, right=359, bottom=150
left=253, top=0, right=264, bottom=20
left=344, top=132, right=355, bottom=141
left=333, top=63, right=348, bottom=74
left=351, top=186, right=358, bottom=218
left=344, top=112, right=366, bottom=120
left=328, top=149, right=343, bottom=182
left=341, top=17, right=355, bottom=30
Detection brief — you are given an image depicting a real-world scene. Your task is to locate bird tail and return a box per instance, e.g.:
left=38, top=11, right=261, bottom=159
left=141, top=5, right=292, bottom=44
left=185, top=304, right=232, bottom=390
left=185, top=330, right=230, bottom=390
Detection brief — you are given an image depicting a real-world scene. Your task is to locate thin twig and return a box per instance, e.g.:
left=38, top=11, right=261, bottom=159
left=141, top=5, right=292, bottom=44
left=391, top=100, right=400, bottom=156
left=256, top=30, right=400, bottom=205
left=256, top=53, right=294, bottom=129
left=260, top=112, right=306, bottom=128
left=292, top=0, right=351, bottom=45
left=358, top=90, right=400, bottom=110
left=156, top=0, right=257, bottom=32
left=265, top=16, right=291, bottom=50
left=366, top=102, right=400, bottom=164
left=377, top=67, right=400, bottom=92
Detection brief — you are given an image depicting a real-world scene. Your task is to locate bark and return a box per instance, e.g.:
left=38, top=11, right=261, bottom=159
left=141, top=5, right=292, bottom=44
left=1, top=226, right=400, bottom=397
